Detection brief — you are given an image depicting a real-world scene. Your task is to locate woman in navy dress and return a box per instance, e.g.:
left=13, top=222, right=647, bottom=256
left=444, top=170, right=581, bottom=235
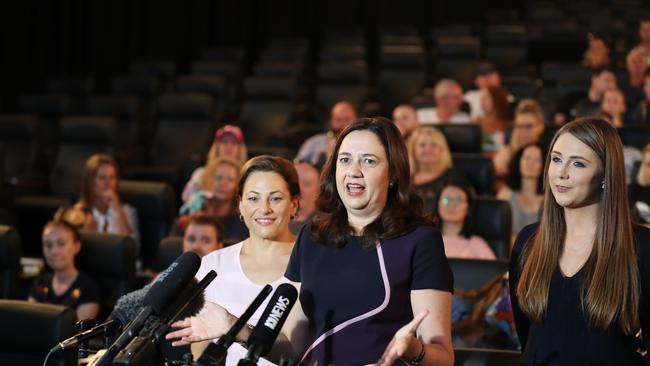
left=509, top=117, right=650, bottom=365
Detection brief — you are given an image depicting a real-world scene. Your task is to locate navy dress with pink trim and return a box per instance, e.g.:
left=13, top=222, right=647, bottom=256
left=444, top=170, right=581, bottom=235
left=285, top=224, right=453, bottom=366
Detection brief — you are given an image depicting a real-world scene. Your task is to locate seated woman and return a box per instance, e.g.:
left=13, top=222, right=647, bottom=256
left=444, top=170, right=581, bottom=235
left=28, top=219, right=101, bottom=320
left=476, top=86, right=512, bottom=154
left=176, top=157, right=248, bottom=243
left=407, top=126, right=455, bottom=203
left=435, top=178, right=496, bottom=260
left=182, top=125, right=248, bottom=203
left=497, top=144, right=545, bottom=241
left=178, top=155, right=300, bottom=365
left=74, top=154, right=139, bottom=241
left=493, top=99, right=545, bottom=178
left=630, top=143, right=650, bottom=226
left=289, top=161, right=320, bottom=235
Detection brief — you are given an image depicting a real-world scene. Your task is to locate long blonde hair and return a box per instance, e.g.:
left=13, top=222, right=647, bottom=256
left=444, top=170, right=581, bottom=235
left=199, top=157, right=242, bottom=192
left=636, top=144, right=650, bottom=186
left=516, top=117, right=639, bottom=334
left=406, top=126, right=453, bottom=175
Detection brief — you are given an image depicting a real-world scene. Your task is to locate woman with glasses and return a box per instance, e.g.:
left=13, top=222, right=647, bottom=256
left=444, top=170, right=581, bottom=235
left=434, top=178, right=495, bottom=260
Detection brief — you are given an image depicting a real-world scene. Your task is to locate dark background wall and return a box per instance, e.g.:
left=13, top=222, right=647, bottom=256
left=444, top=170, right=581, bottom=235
left=0, top=0, right=520, bottom=99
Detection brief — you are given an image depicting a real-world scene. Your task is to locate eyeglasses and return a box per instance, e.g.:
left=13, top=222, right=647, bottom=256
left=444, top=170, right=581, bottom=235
left=441, top=196, right=466, bottom=206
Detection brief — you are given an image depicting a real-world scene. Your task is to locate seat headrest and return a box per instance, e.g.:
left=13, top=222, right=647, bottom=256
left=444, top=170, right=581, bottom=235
left=59, top=116, right=116, bottom=144
left=153, top=236, right=183, bottom=272
left=176, top=75, right=228, bottom=95
left=87, top=96, right=140, bottom=118
left=380, top=45, right=426, bottom=67
left=0, top=115, right=38, bottom=138
left=243, top=77, right=296, bottom=99
left=47, top=76, right=94, bottom=94
left=111, top=75, right=161, bottom=95
left=77, top=231, right=137, bottom=279
left=19, top=94, right=70, bottom=116
left=435, top=36, right=481, bottom=57
left=0, top=226, right=21, bottom=269
left=157, top=93, right=214, bottom=118
left=191, top=61, right=241, bottom=79
left=318, top=61, right=368, bottom=83
left=0, top=300, right=77, bottom=354
left=118, top=180, right=175, bottom=219
left=131, top=60, right=176, bottom=78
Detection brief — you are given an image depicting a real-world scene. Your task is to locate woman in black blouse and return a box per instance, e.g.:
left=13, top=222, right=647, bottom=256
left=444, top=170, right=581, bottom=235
left=509, top=117, right=650, bottom=365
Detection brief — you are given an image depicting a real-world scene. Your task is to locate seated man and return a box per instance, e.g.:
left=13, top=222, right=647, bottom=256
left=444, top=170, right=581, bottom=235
left=417, top=79, right=471, bottom=124
left=295, top=101, right=357, bottom=168
left=182, top=215, right=224, bottom=257
left=555, top=67, right=617, bottom=124
left=392, top=104, right=420, bottom=138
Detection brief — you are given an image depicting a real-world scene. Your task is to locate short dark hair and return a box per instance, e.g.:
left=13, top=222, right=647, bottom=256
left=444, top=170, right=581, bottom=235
left=185, top=215, right=223, bottom=243
left=43, top=219, right=81, bottom=243
left=311, top=117, right=429, bottom=249
left=506, top=143, right=545, bottom=194
left=592, top=66, right=616, bottom=78
left=238, top=154, right=301, bottom=201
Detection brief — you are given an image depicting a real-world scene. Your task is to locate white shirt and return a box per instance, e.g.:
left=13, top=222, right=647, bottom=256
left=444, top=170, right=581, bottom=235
left=464, top=89, right=484, bottom=120
left=195, top=242, right=289, bottom=366
left=416, top=107, right=472, bottom=125
left=91, top=204, right=139, bottom=243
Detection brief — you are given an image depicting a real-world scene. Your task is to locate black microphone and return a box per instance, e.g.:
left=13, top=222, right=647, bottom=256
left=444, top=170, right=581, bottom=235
left=194, top=284, right=273, bottom=366
left=50, top=318, right=122, bottom=352
left=112, top=270, right=217, bottom=366
left=92, top=251, right=201, bottom=366
left=237, top=283, right=298, bottom=366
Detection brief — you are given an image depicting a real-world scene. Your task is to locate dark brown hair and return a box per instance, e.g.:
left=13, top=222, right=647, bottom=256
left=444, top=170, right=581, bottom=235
left=79, top=154, right=117, bottom=208
left=237, top=155, right=301, bottom=202
left=516, top=117, right=640, bottom=334
left=186, top=214, right=223, bottom=243
left=311, top=117, right=429, bottom=249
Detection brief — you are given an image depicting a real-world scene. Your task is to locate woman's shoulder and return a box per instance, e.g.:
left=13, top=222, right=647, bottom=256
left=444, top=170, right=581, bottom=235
left=512, top=223, right=539, bottom=257
left=633, top=225, right=650, bottom=260
left=202, top=241, right=244, bottom=264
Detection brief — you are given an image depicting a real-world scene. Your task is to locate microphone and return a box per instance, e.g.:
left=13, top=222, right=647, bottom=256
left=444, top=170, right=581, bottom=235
left=237, top=283, right=298, bottom=366
left=50, top=318, right=122, bottom=352
left=194, top=284, right=273, bottom=366
left=112, top=270, right=217, bottom=366
left=92, top=251, right=201, bottom=366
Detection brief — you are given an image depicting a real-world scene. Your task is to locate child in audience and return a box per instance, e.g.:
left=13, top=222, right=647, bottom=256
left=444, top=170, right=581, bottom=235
left=29, top=219, right=101, bottom=320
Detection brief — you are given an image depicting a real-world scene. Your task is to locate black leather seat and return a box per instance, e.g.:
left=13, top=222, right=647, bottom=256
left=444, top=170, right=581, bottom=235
left=175, top=75, right=227, bottom=119
left=12, top=196, right=71, bottom=257
left=0, top=300, right=77, bottom=366
left=454, top=347, right=523, bottom=366
left=315, top=61, right=368, bottom=123
left=0, top=225, right=21, bottom=299
left=452, top=154, right=496, bottom=196
left=152, top=236, right=183, bottom=273
left=18, top=94, right=70, bottom=168
left=118, top=180, right=175, bottom=269
left=86, top=96, right=143, bottom=159
left=437, top=125, right=483, bottom=154
left=131, top=60, right=176, bottom=90
left=378, top=45, right=427, bottom=115
left=474, top=197, right=512, bottom=258
left=618, top=126, right=650, bottom=150
left=0, top=114, right=39, bottom=183
left=77, top=231, right=137, bottom=319
left=447, top=258, right=509, bottom=291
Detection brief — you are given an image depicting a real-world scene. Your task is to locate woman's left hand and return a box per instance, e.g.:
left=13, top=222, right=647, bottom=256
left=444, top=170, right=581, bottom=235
left=377, top=309, right=429, bottom=366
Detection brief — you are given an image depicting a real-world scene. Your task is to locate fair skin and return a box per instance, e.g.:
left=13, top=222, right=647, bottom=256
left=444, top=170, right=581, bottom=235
left=204, top=163, right=239, bottom=218
left=627, top=48, right=648, bottom=87
left=294, top=163, right=319, bottom=222
left=589, top=71, right=617, bottom=102
left=438, top=186, right=468, bottom=236
left=392, top=105, right=420, bottom=136
left=330, top=102, right=357, bottom=132
left=29, top=225, right=99, bottom=320
left=640, top=151, right=650, bottom=185
left=548, top=133, right=603, bottom=277
left=215, top=135, right=241, bottom=161
left=586, top=38, right=610, bottom=68
left=494, top=113, right=544, bottom=177
left=644, top=75, right=650, bottom=103
left=435, top=83, right=464, bottom=123
left=168, top=132, right=454, bottom=365
left=601, top=89, right=626, bottom=128
left=169, top=171, right=298, bottom=359
left=182, top=223, right=223, bottom=258
left=84, top=164, right=133, bottom=236
left=640, top=21, right=650, bottom=48
left=413, top=132, right=445, bottom=186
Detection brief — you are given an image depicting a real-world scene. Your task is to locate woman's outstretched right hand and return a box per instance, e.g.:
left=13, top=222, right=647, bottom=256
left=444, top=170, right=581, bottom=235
left=166, top=301, right=234, bottom=346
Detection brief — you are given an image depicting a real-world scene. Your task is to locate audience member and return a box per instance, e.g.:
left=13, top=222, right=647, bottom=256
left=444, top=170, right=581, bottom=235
left=73, top=154, right=139, bottom=241
left=182, top=215, right=224, bottom=258
left=636, top=71, right=650, bottom=124
left=476, top=86, right=512, bottom=152
left=435, top=179, right=496, bottom=260
left=295, top=101, right=357, bottom=167
left=176, top=157, right=248, bottom=243
left=407, top=126, right=454, bottom=202
left=582, top=32, right=612, bottom=69
left=289, top=161, right=319, bottom=234
left=493, top=99, right=545, bottom=177
left=29, top=219, right=101, bottom=320
left=633, top=18, right=650, bottom=65
left=621, top=47, right=648, bottom=109
left=417, top=79, right=471, bottom=124
left=182, top=125, right=247, bottom=203
left=600, top=88, right=627, bottom=128
left=497, top=144, right=544, bottom=240
left=630, top=144, right=650, bottom=226
left=464, top=62, right=504, bottom=120
left=556, top=67, right=617, bottom=124
left=392, top=104, right=420, bottom=138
